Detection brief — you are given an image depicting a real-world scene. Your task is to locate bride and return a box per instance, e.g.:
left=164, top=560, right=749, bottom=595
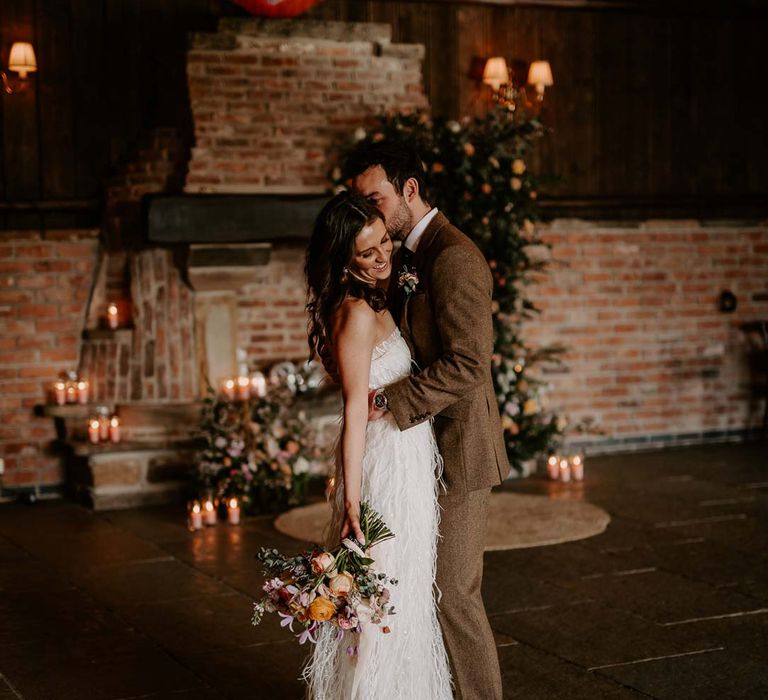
left=302, top=190, right=453, bottom=699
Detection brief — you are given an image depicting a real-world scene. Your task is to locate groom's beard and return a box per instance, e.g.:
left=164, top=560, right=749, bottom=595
left=385, top=197, right=413, bottom=241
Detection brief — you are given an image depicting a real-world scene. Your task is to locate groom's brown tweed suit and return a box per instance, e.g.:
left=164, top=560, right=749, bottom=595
left=382, top=212, right=507, bottom=700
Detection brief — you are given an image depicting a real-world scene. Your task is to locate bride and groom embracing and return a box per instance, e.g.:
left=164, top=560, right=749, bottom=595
left=303, top=140, right=509, bottom=699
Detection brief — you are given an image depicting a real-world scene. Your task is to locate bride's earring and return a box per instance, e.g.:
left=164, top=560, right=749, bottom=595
left=341, top=267, right=349, bottom=283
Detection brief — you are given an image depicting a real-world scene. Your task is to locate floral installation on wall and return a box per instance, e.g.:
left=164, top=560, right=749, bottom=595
left=335, top=107, right=571, bottom=473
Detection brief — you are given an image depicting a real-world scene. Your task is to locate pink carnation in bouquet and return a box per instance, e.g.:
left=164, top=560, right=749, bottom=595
left=251, top=502, right=397, bottom=648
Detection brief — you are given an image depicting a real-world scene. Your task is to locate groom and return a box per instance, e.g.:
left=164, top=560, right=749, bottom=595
left=345, top=141, right=508, bottom=700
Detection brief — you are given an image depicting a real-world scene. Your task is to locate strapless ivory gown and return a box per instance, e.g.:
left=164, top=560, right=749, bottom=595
left=303, top=328, right=453, bottom=699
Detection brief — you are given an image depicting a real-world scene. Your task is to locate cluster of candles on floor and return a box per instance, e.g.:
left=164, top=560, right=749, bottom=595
left=221, top=371, right=267, bottom=401
left=546, top=453, right=585, bottom=482
left=52, top=372, right=90, bottom=405
left=187, top=495, right=241, bottom=530
left=87, top=411, right=121, bottom=444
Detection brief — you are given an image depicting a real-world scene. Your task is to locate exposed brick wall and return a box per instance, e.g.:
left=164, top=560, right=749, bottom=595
left=79, top=249, right=198, bottom=404
left=237, top=244, right=308, bottom=365
left=0, top=230, right=100, bottom=489
left=185, top=18, right=428, bottom=193
left=229, top=221, right=768, bottom=447
left=525, top=220, right=768, bottom=446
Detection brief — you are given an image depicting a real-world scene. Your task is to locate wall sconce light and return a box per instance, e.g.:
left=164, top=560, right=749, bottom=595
left=527, top=60, right=554, bottom=101
left=482, top=56, right=553, bottom=114
left=2, top=42, right=37, bottom=95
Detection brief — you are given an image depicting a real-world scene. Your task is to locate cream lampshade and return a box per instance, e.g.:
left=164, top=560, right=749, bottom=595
left=482, top=57, right=510, bottom=91
left=8, top=42, right=37, bottom=79
left=527, top=60, right=553, bottom=97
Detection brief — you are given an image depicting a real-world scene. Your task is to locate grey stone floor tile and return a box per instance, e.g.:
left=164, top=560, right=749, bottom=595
left=661, top=609, right=768, bottom=664
left=483, top=552, right=585, bottom=615
left=0, top=587, right=141, bottom=650
left=596, top=648, right=768, bottom=700
left=0, top=645, right=213, bottom=700
left=119, top=591, right=281, bottom=655
left=72, top=558, right=234, bottom=607
left=180, top=641, right=307, bottom=700
left=498, top=644, right=646, bottom=699
left=491, top=600, right=717, bottom=670
left=558, top=568, right=763, bottom=625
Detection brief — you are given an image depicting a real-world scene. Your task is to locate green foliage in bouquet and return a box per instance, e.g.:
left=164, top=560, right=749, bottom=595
left=197, top=387, right=324, bottom=515
left=335, top=108, right=568, bottom=472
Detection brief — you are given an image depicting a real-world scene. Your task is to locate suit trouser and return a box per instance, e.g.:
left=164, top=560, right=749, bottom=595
left=435, top=488, right=502, bottom=700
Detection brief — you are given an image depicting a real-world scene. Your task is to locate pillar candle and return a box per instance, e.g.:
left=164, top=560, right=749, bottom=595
left=108, top=416, right=121, bottom=443
left=236, top=376, right=250, bottom=401
left=107, top=303, right=119, bottom=330
left=66, top=384, right=78, bottom=404
left=88, top=419, right=100, bottom=444
left=223, top=379, right=236, bottom=401
left=98, top=415, right=110, bottom=441
left=546, top=455, right=560, bottom=480
left=227, top=497, right=241, bottom=525
left=76, top=380, right=89, bottom=405
left=188, top=501, right=203, bottom=531
left=559, top=458, right=571, bottom=483
left=571, top=454, right=584, bottom=481
left=203, top=498, right=217, bottom=526
left=54, top=380, right=66, bottom=406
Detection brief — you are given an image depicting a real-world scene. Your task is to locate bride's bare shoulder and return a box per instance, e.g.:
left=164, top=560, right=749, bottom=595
left=333, top=297, right=377, bottom=340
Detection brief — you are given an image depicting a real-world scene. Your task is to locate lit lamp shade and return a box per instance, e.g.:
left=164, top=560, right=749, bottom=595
left=8, top=42, right=37, bottom=79
left=482, top=57, right=510, bottom=91
left=527, top=60, right=553, bottom=95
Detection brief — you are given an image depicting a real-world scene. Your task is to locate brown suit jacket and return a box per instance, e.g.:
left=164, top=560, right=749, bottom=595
left=383, top=212, right=509, bottom=493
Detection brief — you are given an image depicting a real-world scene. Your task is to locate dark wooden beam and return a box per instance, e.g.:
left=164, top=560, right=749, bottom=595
left=146, top=194, right=330, bottom=243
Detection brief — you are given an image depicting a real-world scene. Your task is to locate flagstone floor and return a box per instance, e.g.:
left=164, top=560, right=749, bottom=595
left=1, top=439, right=767, bottom=700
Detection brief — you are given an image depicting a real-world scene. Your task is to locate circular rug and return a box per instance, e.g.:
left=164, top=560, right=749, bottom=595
left=273, top=492, right=610, bottom=551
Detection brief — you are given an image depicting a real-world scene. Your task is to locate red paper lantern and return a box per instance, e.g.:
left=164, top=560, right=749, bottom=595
left=231, top=0, right=324, bottom=18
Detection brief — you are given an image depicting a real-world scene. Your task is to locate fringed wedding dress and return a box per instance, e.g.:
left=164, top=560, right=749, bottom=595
left=304, top=327, right=453, bottom=700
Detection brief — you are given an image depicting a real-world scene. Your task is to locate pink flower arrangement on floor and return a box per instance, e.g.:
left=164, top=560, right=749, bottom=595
left=251, top=502, right=397, bottom=651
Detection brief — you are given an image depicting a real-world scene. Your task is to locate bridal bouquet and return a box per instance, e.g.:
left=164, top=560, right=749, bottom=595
left=251, top=502, right=397, bottom=647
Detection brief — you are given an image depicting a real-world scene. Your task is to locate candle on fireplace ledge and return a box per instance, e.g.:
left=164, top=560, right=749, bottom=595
left=188, top=501, right=203, bottom=531
left=223, top=379, right=236, bottom=401
left=65, top=383, right=78, bottom=404
left=76, top=379, right=89, bottom=405
left=202, top=497, right=217, bottom=526
left=107, top=303, right=119, bottom=330
left=108, top=416, right=121, bottom=443
left=53, top=380, right=66, bottom=406
left=236, top=375, right=250, bottom=401
left=227, top=497, right=241, bottom=525
left=88, top=418, right=100, bottom=444
left=559, top=458, right=571, bottom=483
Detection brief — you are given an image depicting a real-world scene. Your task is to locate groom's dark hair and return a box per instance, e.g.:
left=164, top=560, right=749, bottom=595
left=343, top=139, right=430, bottom=204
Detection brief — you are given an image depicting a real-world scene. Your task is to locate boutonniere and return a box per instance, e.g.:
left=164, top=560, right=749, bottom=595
left=397, top=265, right=419, bottom=296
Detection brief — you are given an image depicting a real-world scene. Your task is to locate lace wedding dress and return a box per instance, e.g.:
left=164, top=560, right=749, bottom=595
left=304, top=327, right=453, bottom=700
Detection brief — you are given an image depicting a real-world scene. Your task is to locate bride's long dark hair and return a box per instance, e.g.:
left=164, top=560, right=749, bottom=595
left=306, top=191, right=388, bottom=381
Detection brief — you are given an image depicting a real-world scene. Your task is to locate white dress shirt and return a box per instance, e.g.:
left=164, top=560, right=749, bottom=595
left=403, top=208, right=439, bottom=253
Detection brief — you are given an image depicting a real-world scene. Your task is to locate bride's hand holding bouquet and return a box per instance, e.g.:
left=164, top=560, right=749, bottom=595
left=251, top=502, right=398, bottom=648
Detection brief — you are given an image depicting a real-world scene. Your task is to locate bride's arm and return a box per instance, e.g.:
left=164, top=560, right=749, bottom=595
left=334, top=299, right=377, bottom=544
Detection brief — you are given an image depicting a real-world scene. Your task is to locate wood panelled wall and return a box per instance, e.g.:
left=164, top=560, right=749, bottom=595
left=0, top=0, right=242, bottom=229
left=1, top=0, right=767, bottom=229
left=308, top=0, right=768, bottom=215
